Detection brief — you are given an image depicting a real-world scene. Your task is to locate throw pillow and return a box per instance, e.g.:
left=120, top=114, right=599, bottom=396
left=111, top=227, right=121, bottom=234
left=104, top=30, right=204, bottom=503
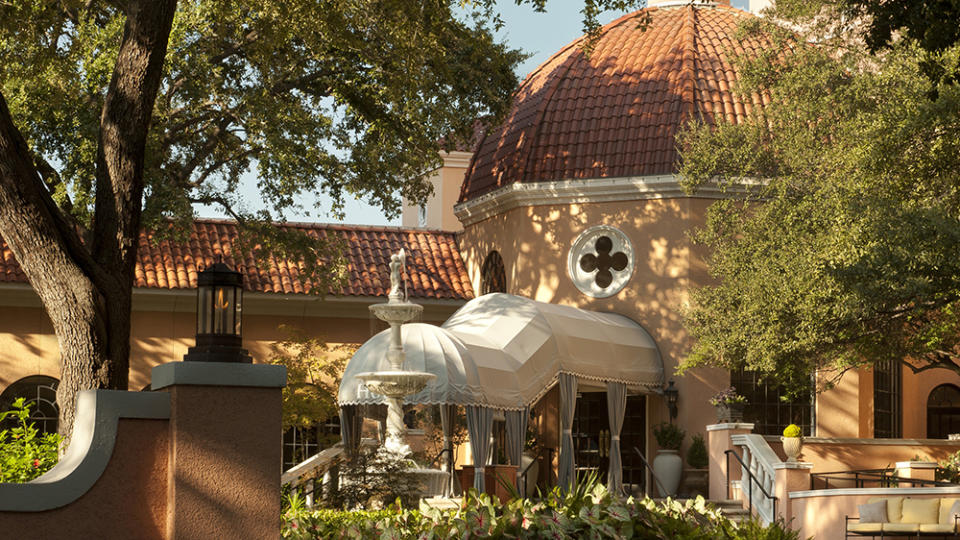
left=901, top=498, right=940, bottom=524
left=859, top=500, right=888, bottom=523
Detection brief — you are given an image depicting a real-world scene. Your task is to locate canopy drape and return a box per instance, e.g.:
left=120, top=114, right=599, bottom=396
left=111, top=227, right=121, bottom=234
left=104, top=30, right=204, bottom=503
left=606, top=381, right=627, bottom=495
left=558, top=373, right=578, bottom=491
left=465, top=405, right=494, bottom=492
left=505, top=407, right=529, bottom=492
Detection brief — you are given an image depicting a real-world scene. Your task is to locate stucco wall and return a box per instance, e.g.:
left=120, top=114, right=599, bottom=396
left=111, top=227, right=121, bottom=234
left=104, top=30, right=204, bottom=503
left=0, top=418, right=168, bottom=539
left=457, top=197, right=729, bottom=457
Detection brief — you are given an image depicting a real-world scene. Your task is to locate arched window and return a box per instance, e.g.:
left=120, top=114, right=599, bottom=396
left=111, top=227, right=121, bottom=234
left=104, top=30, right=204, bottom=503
left=0, top=375, right=59, bottom=435
left=481, top=251, right=506, bottom=294
left=928, top=384, right=960, bottom=439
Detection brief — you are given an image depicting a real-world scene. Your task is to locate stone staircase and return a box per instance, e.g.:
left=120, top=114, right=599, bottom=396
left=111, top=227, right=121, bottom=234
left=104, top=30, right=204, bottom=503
left=710, top=499, right=750, bottom=523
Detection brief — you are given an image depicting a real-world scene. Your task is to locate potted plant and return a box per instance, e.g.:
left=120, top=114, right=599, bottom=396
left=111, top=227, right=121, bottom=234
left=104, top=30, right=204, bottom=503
left=782, top=424, right=803, bottom=462
left=652, top=422, right=685, bottom=497
left=709, top=387, right=747, bottom=422
left=682, top=433, right=709, bottom=497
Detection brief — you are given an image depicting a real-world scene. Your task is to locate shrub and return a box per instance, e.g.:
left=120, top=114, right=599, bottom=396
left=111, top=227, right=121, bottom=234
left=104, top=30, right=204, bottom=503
left=938, top=450, right=960, bottom=483
left=687, top=433, right=709, bottom=469
left=280, top=476, right=802, bottom=539
left=782, top=424, right=802, bottom=438
left=323, top=445, right=421, bottom=510
left=653, top=422, right=685, bottom=451
left=0, top=398, right=61, bottom=483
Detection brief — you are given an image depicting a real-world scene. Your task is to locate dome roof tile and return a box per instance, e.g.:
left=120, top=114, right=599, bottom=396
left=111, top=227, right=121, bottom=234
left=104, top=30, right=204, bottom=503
left=459, top=3, right=771, bottom=203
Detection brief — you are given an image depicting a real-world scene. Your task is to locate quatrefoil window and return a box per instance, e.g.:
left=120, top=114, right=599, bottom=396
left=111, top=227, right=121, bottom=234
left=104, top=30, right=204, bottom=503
left=567, top=226, right=634, bottom=298
left=578, top=236, right=629, bottom=289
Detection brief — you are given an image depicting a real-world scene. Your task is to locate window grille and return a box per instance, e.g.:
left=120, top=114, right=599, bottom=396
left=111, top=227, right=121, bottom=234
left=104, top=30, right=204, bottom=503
left=0, top=375, right=59, bottom=435
left=873, top=358, right=902, bottom=438
left=481, top=251, right=506, bottom=294
left=730, top=370, right=815, bottom=437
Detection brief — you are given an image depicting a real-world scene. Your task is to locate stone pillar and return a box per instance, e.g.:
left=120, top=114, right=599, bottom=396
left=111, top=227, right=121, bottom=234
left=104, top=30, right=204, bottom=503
left=895, top=461, right=938, bottom=484
left=706, top=423, right=754, bottom=501
left=152, top=362, right=286, bottom=540
left=773, top=461, right=813, bottom=523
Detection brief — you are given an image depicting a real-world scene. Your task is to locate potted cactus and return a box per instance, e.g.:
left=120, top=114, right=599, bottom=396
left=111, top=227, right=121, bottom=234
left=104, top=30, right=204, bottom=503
left=782, top=423, right=803, bottom=462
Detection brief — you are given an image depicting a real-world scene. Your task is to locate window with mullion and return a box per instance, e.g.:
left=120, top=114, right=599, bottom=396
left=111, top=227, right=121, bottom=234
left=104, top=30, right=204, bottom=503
left=874, top=358, right=902, bottom=438
left=730, top=370, right=815, bottom=437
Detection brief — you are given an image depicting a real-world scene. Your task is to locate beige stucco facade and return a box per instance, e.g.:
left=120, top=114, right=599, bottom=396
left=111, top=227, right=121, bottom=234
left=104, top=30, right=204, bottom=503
left=401, top=151, right=471, bottom=231
left=0, top=283, right=464, bottom=394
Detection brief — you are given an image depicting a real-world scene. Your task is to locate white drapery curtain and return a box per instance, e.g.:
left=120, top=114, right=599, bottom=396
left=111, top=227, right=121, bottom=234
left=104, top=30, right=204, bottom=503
left=505, top=407, right=529, bottom=493
left=440, top=404, right=457, bottom=496
left=465, top=405, right=494, bottom=492
left=606, top=381, right=627, bottom=495
left=558, top=373, right=578, bottom=491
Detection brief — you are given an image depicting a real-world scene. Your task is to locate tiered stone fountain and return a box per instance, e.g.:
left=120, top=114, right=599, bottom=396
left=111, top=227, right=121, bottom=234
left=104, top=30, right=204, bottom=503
left=356, top=250, right=437, bottom=457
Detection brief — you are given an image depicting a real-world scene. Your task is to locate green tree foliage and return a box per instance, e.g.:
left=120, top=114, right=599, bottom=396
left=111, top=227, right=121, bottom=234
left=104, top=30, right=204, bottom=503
left=0, top=0, right=640, bottom=441
left=0, top=398, right=61, bottom=483
left=678, top=5, right=960, bottom=389
left=268, top=326, right=352, bottom=432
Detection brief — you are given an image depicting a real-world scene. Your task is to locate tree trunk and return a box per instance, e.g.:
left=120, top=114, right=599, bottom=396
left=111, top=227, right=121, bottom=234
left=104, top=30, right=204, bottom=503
left=0, top=0, right=177, bottom=446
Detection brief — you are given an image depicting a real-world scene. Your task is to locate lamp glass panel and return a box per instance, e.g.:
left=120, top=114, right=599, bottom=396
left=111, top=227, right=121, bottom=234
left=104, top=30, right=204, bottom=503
left=198, top=287, right=213, bottom=334
left=234, top=287, right=243, bottom=335
left=213, top=286, right=230, bottom=334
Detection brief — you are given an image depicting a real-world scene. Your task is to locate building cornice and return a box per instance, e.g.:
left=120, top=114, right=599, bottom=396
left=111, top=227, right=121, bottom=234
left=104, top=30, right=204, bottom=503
left=453, top=175, right=760, bottom=226
left=442, top=151, right=473, bottom=169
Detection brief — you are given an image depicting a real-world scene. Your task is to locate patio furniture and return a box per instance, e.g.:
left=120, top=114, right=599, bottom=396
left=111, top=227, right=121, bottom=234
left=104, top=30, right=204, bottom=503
left=846, top=497, right=960, bottom=539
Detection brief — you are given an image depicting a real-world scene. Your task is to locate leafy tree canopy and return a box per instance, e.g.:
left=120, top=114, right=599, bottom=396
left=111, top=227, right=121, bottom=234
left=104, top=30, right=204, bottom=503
left=678, top=2, right=960, bottom=390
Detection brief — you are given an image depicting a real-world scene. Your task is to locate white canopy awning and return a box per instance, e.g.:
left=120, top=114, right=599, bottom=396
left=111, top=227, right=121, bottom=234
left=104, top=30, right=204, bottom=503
left=337, top=322, right=522, bottom=410
left=442, top=293, right=664, bottom=406
left=337, top=294, right=664, bottom=411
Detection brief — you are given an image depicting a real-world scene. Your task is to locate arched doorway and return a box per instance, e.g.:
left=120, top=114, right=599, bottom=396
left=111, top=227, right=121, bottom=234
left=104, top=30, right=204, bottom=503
left=928, top=384, right=960, bottom=439
left=0, top=375, right=60, bottom=435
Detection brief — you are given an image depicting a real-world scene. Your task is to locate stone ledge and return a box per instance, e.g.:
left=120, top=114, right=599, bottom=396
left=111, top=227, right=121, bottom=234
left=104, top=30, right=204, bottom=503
left=706, top=423, right=755, bottom=431
left=772, top=461, right=814, bottom=470
left=151, top=361, right=287, bottom=390
left=0, top=390, right=170, bottom=512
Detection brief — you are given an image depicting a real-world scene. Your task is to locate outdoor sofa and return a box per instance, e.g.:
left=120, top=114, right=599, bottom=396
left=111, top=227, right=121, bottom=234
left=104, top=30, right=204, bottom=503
left=846, top=497, right=960, bottom=539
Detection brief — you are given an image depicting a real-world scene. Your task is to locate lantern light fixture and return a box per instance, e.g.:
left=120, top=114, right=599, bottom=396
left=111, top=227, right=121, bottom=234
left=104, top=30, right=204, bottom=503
left=664, top=380, right=679, bottom=422
left=183, top=259, right=251, bottom=363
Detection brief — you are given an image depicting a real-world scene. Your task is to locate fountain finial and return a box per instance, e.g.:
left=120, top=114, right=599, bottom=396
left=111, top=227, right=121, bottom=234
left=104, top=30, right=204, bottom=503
left=389, top=249, right=406, bottom=302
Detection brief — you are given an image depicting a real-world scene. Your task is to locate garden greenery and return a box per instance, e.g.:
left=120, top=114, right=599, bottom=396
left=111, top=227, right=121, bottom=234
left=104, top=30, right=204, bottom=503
left=0, top=398, right=61, bottom=483
left=652, top=422, right=685, bottom=451
left=687, top=434, right=709, bottom=470
left=281, top=478, right=801, bottom=539
left=782, top=425, right=803, bottom=438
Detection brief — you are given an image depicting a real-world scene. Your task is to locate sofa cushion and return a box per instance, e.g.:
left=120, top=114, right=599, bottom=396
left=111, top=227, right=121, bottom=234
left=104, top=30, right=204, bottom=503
left=848, top=523, right=883, bottom=533
left=901, top=498, right=940, bottom=524
left=869, top=497, right=903, bottom=523
left=857, top=500, right=887, bottom=523
left=921, top=523, right=956, bottom=534
left=882, top=522, right=920, bottom=533
left=941, top=498, right=960, bottom=525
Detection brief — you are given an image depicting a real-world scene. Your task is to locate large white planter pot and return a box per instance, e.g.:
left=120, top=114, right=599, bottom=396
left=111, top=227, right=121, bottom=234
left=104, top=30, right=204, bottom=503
left=782, top=436, right=802, bottom=462
left=652, top=449, right=682, bottom=497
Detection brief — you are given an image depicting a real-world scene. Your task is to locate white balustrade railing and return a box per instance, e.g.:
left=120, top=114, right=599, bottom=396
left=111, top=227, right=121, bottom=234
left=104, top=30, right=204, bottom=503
left=730, top=433, right=780, bottom=525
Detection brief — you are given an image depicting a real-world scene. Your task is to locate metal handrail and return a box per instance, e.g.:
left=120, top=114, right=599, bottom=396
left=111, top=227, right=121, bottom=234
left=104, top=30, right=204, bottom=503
left=633, top=446, right=669, bottom=497
left=519, top=447, right=554, bottom=496
left=430, top=447, right=453, bottom=468
left=811, top=468, right=956, bottom=489
left=725, top=449, right=777, bottom=520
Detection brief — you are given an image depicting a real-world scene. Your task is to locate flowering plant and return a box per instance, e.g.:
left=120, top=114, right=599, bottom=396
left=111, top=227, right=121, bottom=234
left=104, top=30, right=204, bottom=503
left=709, top=387, right=747, bottom=406
left=782, top=424, right=803, bottom=438
left=0, top=398, right=61, bottom=483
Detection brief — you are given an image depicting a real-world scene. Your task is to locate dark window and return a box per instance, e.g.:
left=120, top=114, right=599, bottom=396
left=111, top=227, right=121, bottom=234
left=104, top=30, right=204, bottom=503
left=578, top=236, right=628, bottom=289
left=481, top=251, right=506, bottom=294
left=282, top=416, right=341, bottom=471
left=874, top=359, right=902, bottom=438
left=927, top=384, right=960, bottom=439
left=730, top=370, right=814, bottom=436
left=0, top=375, right=59, bottom=435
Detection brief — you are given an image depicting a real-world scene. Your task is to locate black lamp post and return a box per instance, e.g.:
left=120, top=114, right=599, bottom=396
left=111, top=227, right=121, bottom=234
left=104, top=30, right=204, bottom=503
left=664, top=380, right=679, bottom=422
left=183, top=260, right=252, bottom=363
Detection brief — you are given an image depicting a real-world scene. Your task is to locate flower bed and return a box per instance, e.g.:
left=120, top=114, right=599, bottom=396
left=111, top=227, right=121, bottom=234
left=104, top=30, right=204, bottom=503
left=282, top=480, right=799, bottom=539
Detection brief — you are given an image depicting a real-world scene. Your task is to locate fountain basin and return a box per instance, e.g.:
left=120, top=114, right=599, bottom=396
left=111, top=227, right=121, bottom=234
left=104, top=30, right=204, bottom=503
left=357, top=371, right=436, bottom=397
left=370, top=302, right=424, bottom=325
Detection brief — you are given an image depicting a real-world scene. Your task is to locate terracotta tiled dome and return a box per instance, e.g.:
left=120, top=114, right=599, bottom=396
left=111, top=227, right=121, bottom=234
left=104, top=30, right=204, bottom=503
left=459, top=3, right=771, bottom=203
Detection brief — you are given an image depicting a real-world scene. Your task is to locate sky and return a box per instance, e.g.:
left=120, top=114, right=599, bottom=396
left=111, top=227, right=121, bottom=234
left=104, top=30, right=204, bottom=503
left=198, top=1, right=750, bottom=227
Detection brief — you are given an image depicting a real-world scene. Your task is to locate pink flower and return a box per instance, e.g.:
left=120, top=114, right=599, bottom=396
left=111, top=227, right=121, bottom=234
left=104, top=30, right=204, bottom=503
left=32, top=459, right=39, bottom=468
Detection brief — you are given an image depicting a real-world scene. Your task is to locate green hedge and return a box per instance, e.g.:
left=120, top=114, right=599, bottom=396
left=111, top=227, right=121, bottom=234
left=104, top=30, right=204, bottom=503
left=282, top=480, right=802, bottom=539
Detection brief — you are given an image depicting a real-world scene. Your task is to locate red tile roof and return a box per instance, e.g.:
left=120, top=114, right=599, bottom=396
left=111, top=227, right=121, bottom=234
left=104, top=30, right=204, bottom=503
left=0, top=219, right=474, bottom=300
left=460, top=4, right=772, bottom=202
